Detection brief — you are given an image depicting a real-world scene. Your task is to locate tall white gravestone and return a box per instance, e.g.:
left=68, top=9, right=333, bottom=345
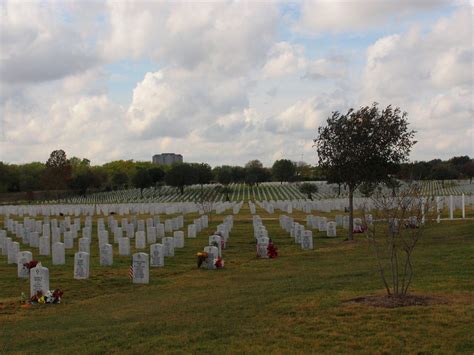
left=30, top=263, right=49, bottom=297
left=17, top=251, right=33, bottom=278
left=100, top=244, right=113, bottom=266
left=132, top=252, right=149, bottom=284
left=74, top=251, right=90, bottom=279
left=150, top=244, right=164, bottom=267
left=52, top=242, right=65, bottom=265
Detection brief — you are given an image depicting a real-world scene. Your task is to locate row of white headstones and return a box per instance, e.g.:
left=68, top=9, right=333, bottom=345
left=255, top=195, right=470, bottom=220
left=25, top=216, right=236, bottom=296
left=0, top=200, right=243, bottom=218
left=0, top=213, right=236, bottom=296
left=1, top=213, right=209, bottom=264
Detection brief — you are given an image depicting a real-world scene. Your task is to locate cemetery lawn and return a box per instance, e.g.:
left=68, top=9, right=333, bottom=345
left=1, top=208, right=473, bottom=353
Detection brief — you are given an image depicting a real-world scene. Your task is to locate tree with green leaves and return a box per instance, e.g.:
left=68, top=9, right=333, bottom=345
left=42, top=149, right=72, bottom=191
left=231, top=166, right=246, bottom=182
left=193, top=163, right=213, bottom=186
left=214, top=165, right=233, bottom=186
left=315, top=103, right=416, bottom=240
left=245, top=160, right=270, bottom=186
left=71, top=169, right=96, bottom=196
left=148, top=166, right=166, bottom=188
left=430, top=163, right=457, bottom=187
left=359, top=181, right=378, bottom=197
left=0, top=162, right=19, bottom=192
left=272, top=159, right=296, bottom=183
left=462, top=160, right=474, bottom=183
left=132, top=167, right=153, bottom=197
left=299, top=182, right=318, bottom=200
left=192, top=163, right=213, bottom=202
left=164, top=163, right=196, bottom=194
left=112, top=171, right=129, bottom=189
left=18, top=162, right=45, bottom=192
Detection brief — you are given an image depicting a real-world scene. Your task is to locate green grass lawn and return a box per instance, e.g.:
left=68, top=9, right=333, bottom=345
left=1, top=206, right=473, bottom=353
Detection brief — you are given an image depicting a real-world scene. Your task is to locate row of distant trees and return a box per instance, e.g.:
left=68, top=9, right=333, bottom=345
left=0, top=150, right=472, bottom=196
left=0, top=151, right=314, bottom=195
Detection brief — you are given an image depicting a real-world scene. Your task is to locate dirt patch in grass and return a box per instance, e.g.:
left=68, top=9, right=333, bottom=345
left=344, top=294, right=449, bottom=308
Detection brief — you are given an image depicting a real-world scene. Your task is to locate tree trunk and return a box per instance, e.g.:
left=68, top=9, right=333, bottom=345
left=348, top=186, right=354, bottom=241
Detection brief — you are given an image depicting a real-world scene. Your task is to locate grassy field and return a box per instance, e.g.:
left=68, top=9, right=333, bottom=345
left=0, top=206, right=473, bottom=353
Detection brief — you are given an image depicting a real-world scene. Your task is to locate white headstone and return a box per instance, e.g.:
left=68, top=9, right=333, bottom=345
left=17, top=251, right=33, bottom=278
left=79, top=237, right=90, bottom=254
left=135, top=231, right=146, bottom=249
left=202, top=246, right=218, bottom=270
left=187, top=224, right=196, bottom=238
left=209, top=235, right=222, bottom=257
left=64, top=231, right=74, bottom=249
left=318, top=217, right=328, bottom=232
left=173, top=231, right=185, bottom=248
left=162, top=237, right=175, bottom=257
left=164, top=220, right=173, bottom=233
left=132, top=252, right=149, bottom=284
left=8, top=241, right=20, bottom=264
left=74, top=252, right=90, bottom=279
left=156, top=224, right=165, bottom=238
left=52, top=242, right=66, bottom=265
left=98, top=230, right=109, bottom=247
left=119, top=237, right=130, bottom=256
left=30, top=263, right=49, bottom=297
left=326, top=222, right=337, bottom=237
left=256, top=236, right=269, bottom=258
left=150, top=243, right=164, bottom=267
left=147, top=227, right=157, bottom=244
left=100, top=244, right=113, bottom=266
left=29, top=232, right=39, bottom=248
left=301, top=230, right=313, bottom=250
left=39, top=236, right=50, bottom=256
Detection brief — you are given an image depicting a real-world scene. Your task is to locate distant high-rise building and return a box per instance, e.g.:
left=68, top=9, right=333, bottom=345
left=152, top=153, right=183, bottom=165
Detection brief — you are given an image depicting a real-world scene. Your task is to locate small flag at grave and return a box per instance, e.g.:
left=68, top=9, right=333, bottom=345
left=128, top=263, right=134, bottom=280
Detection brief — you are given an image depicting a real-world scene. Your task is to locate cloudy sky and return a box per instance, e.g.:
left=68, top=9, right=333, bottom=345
left=0, top=0, right=472, bottom=166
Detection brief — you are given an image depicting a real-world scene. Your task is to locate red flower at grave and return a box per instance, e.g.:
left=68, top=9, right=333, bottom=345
left=353, top=225, right=367, bottom=233
left=214, top=257, right=224, bottom=268
left=52, top=289, right=63, bottom=299
left=267, top=243, right=278, bottom=259
left=24, top=260, right=39, bottom=270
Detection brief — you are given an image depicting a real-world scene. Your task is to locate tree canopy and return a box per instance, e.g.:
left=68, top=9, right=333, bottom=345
left=272, top=159, right=296, bottom=183
left=315, top=103, right=416, bottom=239
left=164, top=163, right=196, bottom=194
left=298, top=182, right=318, bottom=200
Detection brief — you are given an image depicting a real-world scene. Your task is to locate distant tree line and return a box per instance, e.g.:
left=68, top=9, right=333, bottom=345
left=0, top=149, right=472, bottom=196
left=396, top=156, right=474, bottom=183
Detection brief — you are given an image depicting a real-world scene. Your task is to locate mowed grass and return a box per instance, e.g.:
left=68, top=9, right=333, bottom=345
left=0, top=206, right=473, bottom=354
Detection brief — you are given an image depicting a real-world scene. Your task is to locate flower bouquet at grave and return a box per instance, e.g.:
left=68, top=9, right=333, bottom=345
left=214, top=256, right=224, bottom=268
left=28, top=289, right=63, bottom=305
left=267, top=242, right=278, bottom=259
left=196, top=252, right=208, bottom=268
left=353, top=225, right=367, bottom=233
